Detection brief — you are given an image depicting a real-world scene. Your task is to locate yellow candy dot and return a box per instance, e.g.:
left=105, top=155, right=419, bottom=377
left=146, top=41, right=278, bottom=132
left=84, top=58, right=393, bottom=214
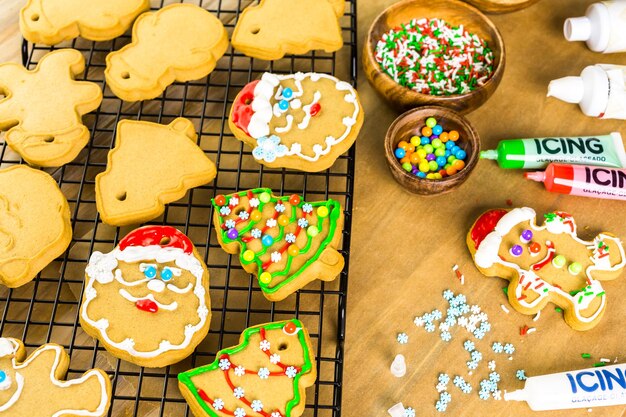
left=242, top=250, right=255, bottom=263
left=307, top=226, right=319, bottom=237
left=288, top=244, right=299, bottom=257
left=251, top=210, right=262, bottom=222
left=317, top=206, right=329, bottom=218
left=259, top=192, right=271, bottom=203
left=278, top=214, right=290, bottom=227
left=259, top=272, right=272, bottom=284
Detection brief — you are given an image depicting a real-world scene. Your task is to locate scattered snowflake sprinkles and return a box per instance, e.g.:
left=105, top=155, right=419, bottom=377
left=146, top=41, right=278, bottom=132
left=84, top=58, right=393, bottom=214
left=397, top=332, right=409, bottom=344
left=374, top=18, right=495, bottom=96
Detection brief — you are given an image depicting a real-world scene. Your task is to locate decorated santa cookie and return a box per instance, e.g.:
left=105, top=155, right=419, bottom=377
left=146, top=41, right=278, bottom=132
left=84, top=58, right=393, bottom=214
left=80, top=226, right=210, bottom=367
left=467, top=208, right=625, bottom=330
left=229, top=72, right=363, bottom=172
left=0, top=337, right=111, bottom=416
left=178, top=319, right=316, bottom=417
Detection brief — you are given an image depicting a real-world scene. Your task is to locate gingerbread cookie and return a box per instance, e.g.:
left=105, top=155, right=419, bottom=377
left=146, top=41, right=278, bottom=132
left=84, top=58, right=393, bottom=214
left=0, top=49, right=102, bottom=167
left=467, top=208, right=626, bottom=330
left=0, top=337, right=111, bottom=416
left=20, top=0, right=149, bottom=45
left=231, top=0, right=344, bottom=60
left=212, top=189, right=344, bottom=302
left=80, top=226, right=211, bottom=367
left=229, top=72, right=362, bottom=172
left=105, top=4, right=228, bottom=102
left=178, top=319, right=316, bottom=417
left=95, top=118, right=217, bottom=226
left=0, top=165, right=72, bottom=288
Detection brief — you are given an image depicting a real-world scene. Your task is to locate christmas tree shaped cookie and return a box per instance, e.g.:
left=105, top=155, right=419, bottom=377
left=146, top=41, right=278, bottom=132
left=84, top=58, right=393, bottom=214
left=178, top=319, right=316, bottom=417
left=0, top=337, right=111, bottom=416
left=467, top=207, right=626, bottom=330
left=96, top=118, right=217, bottom=226
left=212, top=189, right=344, bottom=302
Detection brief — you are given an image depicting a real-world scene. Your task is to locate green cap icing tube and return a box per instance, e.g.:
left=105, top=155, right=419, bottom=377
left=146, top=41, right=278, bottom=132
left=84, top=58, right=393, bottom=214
left=480, top=132, right=626, bottom=169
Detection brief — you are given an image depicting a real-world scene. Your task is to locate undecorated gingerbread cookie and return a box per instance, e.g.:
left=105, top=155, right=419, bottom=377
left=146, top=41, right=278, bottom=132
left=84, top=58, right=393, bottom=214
left=178, top=319, right=316, bottom=417
left=229, top=72, right=362, bottom=172
left=0, top=49, right=102, bottom=167
left=20, top=0, right=149, bottom=45
left=0, top=165, right=72, bottom=288
left=212, top=189, right=344, bottom=302
left=105, top=3, right=228, bottom=102
left=80, top=226, right=211, bottom=367
left=95, top=117, right=217, bottom=226
left=0, top=337, right=111, bottom=416
left=231, top=0, right=344, bottom=60
left=467, top=207, right=626, bottom=330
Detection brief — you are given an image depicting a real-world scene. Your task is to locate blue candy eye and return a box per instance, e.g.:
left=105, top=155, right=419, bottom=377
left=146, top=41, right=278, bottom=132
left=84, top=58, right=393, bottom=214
left=278, top=100, right=289, bottom=111
left=144, top=266, right=157, bottom=279
left=161, top=268, right=173, bottom=281
left=282, top=87, right=293, bottom=99
left=0, top=371, right=6, bottom=383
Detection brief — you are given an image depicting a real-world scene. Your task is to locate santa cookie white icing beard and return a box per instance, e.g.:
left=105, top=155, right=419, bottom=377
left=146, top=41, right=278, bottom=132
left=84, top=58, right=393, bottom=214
left=80, top=226, right=210, bottom=368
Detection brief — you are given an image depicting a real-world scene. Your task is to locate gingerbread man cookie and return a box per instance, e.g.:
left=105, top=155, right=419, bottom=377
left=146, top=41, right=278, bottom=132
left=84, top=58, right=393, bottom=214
left=0, top=337, right=111, bottom=417
left=229, top=72, right=362, bottom=172
left=231, top=0, right=344, bottom=61
left=80, top=226, right=211, bottom=367
left=178, top=319, right=316, bottom=417
left=20, top=0, right=149, bottom=45
left=0, top=49, right=102, bottom=167
left=212, top=189, right=344, bottom=302
left=105, top=4, right=228, bottom=102
left=95, top=118, right=217, bottom=226
left=467, top=207, right=626, bottom=330
left=0, top=165, right=72, bottom=288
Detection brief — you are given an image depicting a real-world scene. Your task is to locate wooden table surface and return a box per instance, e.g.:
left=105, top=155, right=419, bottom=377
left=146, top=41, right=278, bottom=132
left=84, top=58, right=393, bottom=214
left=2, top=1, right=626, bottom=416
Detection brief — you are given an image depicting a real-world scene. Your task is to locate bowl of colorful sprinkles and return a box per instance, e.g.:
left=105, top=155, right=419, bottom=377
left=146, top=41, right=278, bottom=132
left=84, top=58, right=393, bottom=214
left=384, top=106, right=480, bottom=195
left=363, top=0, right=505, bottom=114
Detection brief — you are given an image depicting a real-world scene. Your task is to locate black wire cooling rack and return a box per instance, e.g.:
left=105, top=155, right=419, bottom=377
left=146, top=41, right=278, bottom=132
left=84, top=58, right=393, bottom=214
left=0, top=0, right=357, bottom=415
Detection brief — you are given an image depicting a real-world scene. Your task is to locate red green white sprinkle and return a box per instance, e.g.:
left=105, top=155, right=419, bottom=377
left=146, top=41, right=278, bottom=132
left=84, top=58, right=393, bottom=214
left=374, top=18, right=495, bottom=96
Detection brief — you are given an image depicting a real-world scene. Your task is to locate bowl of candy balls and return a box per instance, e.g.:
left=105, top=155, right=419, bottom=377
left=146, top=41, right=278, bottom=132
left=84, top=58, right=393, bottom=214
left=384, top=106, right=480, bottom=195
left=363, top=0, right=505, bottom=114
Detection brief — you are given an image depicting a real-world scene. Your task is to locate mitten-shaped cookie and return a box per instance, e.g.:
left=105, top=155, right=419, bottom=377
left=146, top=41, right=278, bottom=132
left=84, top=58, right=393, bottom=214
left=178, top=320, right=316, bottom=417
left=20, top=0, right=149, bottom=45
left=105, top=4, right=228, bottom=102
left=0, top=337, right=111, bottom=416
left=212, top=189, right=344, bottom=302
left=0, top=49, right=102, bottom=167
left=467, top=207, right=625, bottom=330
left=95, top=118, right=216, bottom=226
left=0, top=166, right=72, bottom=288
left=231, top=0, right=344, bottom=61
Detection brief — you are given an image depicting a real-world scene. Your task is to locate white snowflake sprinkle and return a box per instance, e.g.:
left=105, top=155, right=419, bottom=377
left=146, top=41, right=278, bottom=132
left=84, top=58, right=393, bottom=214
left=397, top=333, right=409, bottom=344
left=212, top=398, right=224, bottom=410
left=219, top=358, right=231, bottom=370
left=270, top=251, right=282, bottom=263
left=251, top=228, right=262, bottom=238
left=229, top=196, right=239, bottom=206
left=285, top=366, right=298, bottom=378
left=266, top=218, right=277, bottom=228
left=413, top=316, right=425, bottom=327
left=220, top=206, right=231, bottom=216
left=275, top=203, right=286, bottom=213
left=270, top=354, right=281, bottom=364
left=234, top=366, right=246, bottom=377
left=249, top=198, right=260, bottom=207
left=302, top=203, right=313, bottom=213
left=234, top=408, right=246, bottom=417
left=225, top=219, right=236, bottom=229
left=251, top=400, right=264, bottom=412
left=297, top=218, right=309, bottom=228
left=234, top=387, right=245, bottom=398
left=258, top=367, right=270, bottom=379
left=260, top=339, right=271, bottom=351
left=285, top=233, right=297, bottom=243
left=239, top=211, right=250, bottom=220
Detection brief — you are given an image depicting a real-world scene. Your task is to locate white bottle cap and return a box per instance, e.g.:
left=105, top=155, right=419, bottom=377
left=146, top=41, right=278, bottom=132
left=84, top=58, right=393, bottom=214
left=564, top=17, right=592, bottom=42
left=388, top=403, right=406, bottom=417
left=547, top=76, right=585, bottom=104
left=390, top=354, right=406, bottom=377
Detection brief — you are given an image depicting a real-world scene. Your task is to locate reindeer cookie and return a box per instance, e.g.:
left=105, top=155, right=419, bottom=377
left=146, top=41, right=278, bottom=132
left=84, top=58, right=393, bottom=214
left=0, top=337, right=111, bottom=416
left=467, top=208, right=626, bottom=330
left=105, top=4, right=228, bottom=102
left=95, top=118, right=217, bottom=226
left=20, top=0, right=149, bottom=45
left=0, top=49, right=102, bottom=167
left=178, top=319, right=316, bottom=417
left=232, top=0, right=344, bottom=60
left=229, top=72, right=362, bottom=172
left=0, top=166, right=72, bottom=288
left=80, top=226, right=211, bottom=367
left=212, top=189, right=344, bottom=302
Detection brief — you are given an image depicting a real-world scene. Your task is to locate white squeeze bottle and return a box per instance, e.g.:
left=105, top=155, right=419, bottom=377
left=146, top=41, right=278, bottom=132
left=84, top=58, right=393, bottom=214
left=547, top=64, right=626, bottom=120
left=564, top=1, right=626, bottom=53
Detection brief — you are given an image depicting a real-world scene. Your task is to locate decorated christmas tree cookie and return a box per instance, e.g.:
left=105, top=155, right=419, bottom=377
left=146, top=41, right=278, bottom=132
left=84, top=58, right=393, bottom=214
left=212, top=188, right=344, bottom=302
left=178, top=319, right=316, bottom=417
left=467, top=207, right=625, bottom=330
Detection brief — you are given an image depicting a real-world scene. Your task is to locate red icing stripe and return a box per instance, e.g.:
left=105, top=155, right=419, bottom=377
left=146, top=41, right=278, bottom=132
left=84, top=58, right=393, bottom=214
left=119, top=226, right=193, bottom=254
left=470, top=209, right=508, bottom=249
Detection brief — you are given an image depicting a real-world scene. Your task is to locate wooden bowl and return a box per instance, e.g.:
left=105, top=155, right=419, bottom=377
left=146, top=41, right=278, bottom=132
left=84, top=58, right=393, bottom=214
left=384, top=106, right=480, bottom=195
left=363, top=0, right=505, bottom=115
left=462, top=0, right=541, bottom=14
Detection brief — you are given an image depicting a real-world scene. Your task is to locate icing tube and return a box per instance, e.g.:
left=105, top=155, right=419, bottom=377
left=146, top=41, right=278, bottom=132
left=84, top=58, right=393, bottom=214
left=480, top=133, right=626, bottom=169
left=505, top=364, right=626, bottom=411
left=564, top=1, right=626, bottom=54
left=525, top=163, right=626, bottom=201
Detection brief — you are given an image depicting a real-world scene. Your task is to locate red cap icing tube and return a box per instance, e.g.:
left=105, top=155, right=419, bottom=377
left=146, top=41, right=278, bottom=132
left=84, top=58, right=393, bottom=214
left=525, top=163, right=626, bottom=200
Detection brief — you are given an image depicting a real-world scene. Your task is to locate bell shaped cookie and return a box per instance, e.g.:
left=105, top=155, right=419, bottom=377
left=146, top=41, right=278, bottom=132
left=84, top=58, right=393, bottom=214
left=0, top=49, right=102, bottom=167
left=95, top=118, right=217, bottom=226
left=105, top=3, right=228, bottom=102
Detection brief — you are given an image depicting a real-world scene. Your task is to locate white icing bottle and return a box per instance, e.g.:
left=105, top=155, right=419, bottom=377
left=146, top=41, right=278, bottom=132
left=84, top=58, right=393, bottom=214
left=564, top=1, right=626, bottom=53
left=505, top=364, right=626, bottom=411
left=547, top=64, right=626, bottom=120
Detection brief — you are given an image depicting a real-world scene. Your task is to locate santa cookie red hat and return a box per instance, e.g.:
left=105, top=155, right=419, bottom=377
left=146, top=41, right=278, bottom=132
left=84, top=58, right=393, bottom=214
left=119, top=226, right=193, bottom=254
